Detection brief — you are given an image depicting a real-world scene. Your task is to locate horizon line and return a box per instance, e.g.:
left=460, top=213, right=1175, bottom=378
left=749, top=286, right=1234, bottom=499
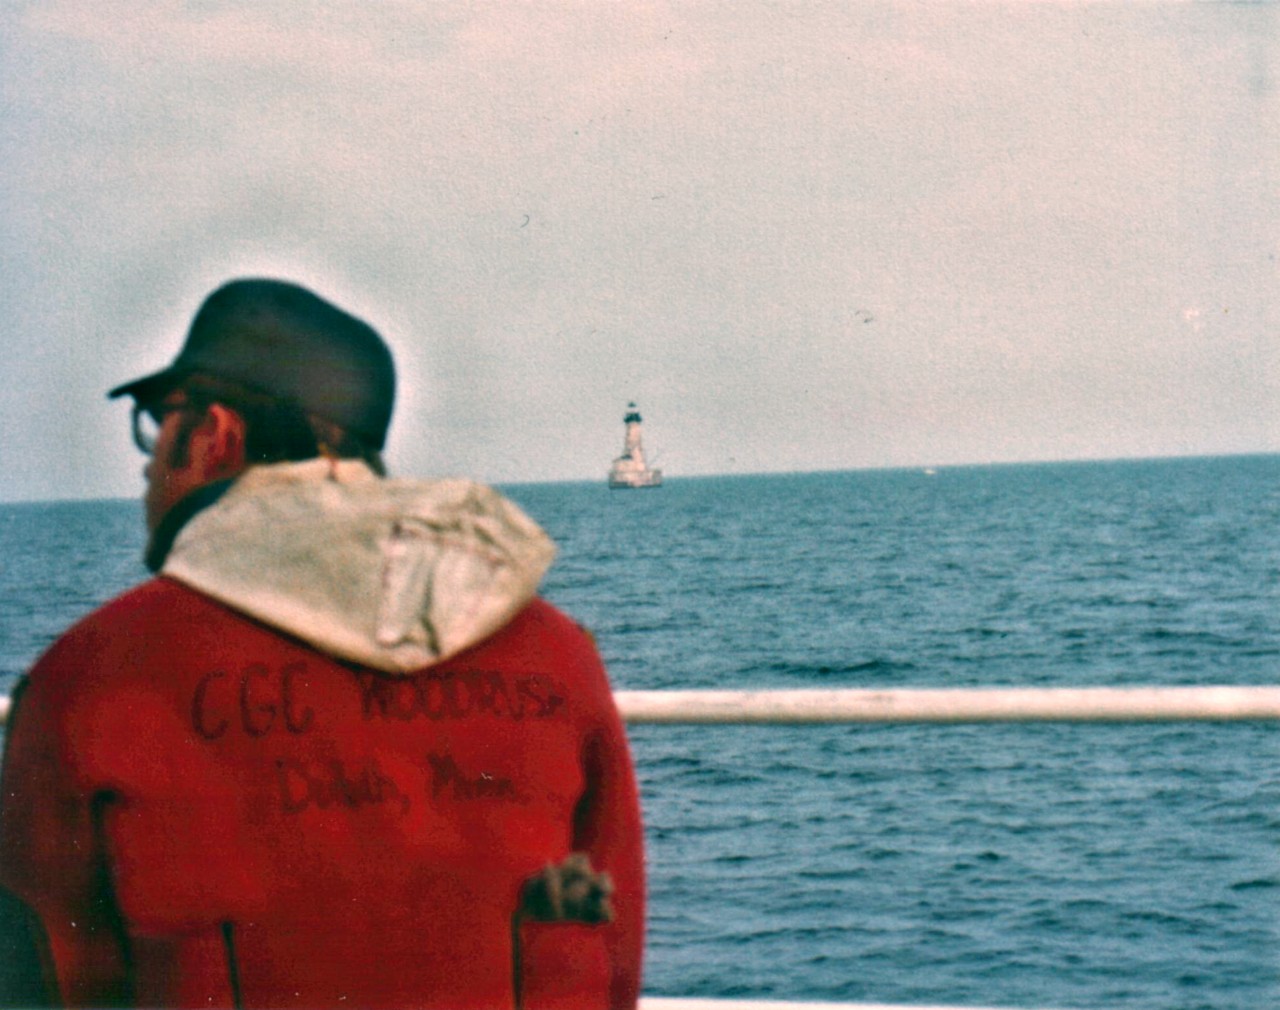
left=3, top=448, right=1278, bottom=508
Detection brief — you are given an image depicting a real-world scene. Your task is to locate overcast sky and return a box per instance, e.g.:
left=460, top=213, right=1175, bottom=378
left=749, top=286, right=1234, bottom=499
left=1, top=1, right=1276, bottom=503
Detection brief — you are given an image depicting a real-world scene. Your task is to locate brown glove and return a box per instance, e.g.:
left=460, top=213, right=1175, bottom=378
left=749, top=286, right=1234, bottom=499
left=517, top=852, right=615, bottom=924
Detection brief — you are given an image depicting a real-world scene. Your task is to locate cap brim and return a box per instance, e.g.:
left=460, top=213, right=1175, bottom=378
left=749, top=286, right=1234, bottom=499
left=107, top=366, right=185, bottom=403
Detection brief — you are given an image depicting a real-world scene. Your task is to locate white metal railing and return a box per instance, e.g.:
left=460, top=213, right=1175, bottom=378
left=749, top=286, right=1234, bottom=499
left=639, top=1000, right=1025, bottom=1010
left=615, top=686, right=1280, bottom=723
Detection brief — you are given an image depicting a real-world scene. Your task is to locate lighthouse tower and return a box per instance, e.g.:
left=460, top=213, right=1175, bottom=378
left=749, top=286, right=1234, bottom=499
left=608, top=402, right=663, bottom=488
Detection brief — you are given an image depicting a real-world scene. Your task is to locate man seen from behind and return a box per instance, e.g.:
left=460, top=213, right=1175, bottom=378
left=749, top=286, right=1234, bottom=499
left=0, top=278, right=645, bottom=1009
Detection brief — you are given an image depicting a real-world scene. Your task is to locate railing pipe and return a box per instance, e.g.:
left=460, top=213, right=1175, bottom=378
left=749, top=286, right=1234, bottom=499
left=614, top=686, right=1280, bottom=724
left=640, top=999, right=1036, bottom=1010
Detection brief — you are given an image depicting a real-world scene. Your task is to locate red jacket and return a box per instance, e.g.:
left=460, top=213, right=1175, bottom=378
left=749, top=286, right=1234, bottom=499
left=0, top=578, right=644, bottom=1008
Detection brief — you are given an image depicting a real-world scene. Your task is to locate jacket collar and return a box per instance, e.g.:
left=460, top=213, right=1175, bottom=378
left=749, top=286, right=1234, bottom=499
left=144, top=478, right=235, bottom=573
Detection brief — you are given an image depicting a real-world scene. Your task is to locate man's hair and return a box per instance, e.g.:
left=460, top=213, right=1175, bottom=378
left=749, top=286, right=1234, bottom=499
left=163, top=373, right=387, bottom=475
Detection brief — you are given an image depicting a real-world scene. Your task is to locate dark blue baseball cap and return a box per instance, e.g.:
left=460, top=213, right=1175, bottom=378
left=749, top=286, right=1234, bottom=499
left=108, top=278, right=396, bottom=450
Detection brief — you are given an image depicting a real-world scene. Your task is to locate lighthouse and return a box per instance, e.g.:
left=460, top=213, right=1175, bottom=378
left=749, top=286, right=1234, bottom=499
left=608, top=402, right=663, bottom=488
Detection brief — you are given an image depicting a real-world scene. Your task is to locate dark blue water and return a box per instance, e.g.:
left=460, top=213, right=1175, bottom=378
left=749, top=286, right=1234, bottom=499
left=2, top=456, right=1278, bottom=1009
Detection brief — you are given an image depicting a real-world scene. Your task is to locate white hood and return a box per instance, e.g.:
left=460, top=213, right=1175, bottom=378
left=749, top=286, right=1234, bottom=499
left=162, top=460, right=556, bottom=674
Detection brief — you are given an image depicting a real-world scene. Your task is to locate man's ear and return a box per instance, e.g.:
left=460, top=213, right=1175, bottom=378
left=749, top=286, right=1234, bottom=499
left=188, top=403, right=247, bottom=481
